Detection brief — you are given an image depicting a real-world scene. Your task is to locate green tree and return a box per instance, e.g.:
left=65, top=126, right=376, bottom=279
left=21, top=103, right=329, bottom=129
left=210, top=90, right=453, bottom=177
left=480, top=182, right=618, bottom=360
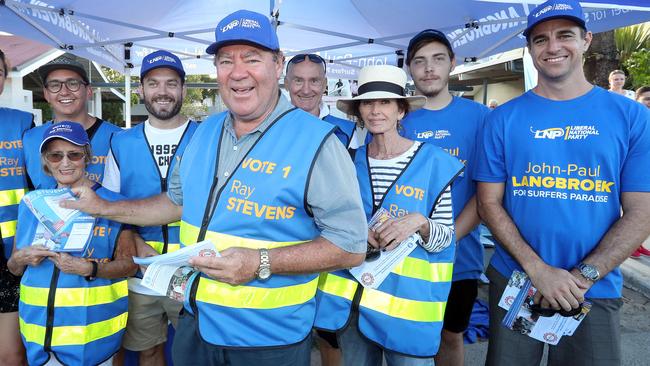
left=584, top=30, right=619, bottom=88
left=615, top=23, right=650, bottom=65
left=624, top=49, right=650, bottom=89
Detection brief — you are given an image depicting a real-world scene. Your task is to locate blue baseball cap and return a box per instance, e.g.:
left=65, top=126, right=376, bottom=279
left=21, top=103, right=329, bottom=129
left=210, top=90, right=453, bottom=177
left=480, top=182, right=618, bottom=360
left=39, top=122, right=90, bottom=152
left=523, top=0, right=586, bottom=39
left=140, top=50, right=186, bottom=81
left=206, top=9, right=280, bottom=55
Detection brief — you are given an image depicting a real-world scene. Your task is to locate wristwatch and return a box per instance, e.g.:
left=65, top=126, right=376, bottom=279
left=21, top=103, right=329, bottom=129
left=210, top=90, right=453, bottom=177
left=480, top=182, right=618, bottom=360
left=256, top=248, right=271, bottom=280
left=576, top=262, right=600, bottom=282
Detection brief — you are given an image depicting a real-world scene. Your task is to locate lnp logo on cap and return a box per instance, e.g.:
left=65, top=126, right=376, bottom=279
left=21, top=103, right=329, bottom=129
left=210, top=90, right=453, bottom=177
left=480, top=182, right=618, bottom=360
left=50, top=124, right=73, bottom=134
left=148, top=55, right=177, bottom=64
left=222, top=19, right=239, bottom=33
left=534, top=3, right=574, bottom=18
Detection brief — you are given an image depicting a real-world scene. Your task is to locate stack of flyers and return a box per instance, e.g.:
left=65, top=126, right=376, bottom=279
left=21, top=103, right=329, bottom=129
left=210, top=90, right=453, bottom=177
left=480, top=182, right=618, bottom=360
left=349, top=208, right=421, bottom=289
left=134, top=240, right=220, bottom=302
left=23, top=188, right=95, bottom=252
left=498, top=270, right=592, bottom=345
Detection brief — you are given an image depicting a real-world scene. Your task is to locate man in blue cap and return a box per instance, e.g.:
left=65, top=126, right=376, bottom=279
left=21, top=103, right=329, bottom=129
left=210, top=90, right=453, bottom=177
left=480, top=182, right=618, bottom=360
left=102, top=50, right=198, bottom=366
left=474, top=1, right=650, bottom=365
left=62, top=9, right=367, bottom=366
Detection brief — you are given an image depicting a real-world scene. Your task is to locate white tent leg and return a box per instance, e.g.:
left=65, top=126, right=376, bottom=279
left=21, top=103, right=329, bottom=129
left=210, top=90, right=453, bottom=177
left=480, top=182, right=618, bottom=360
left=124, top=68, right=131, bottom=128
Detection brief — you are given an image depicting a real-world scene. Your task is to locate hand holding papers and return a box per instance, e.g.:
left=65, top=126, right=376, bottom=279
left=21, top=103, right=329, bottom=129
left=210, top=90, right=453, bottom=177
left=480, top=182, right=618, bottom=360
left=133, top=240, right=219, bottom=302
left=499, top=270, right=591, bottom=345
left=350, top=208, right=420, bottom=289
left=23, top=189, right=95, bottom=252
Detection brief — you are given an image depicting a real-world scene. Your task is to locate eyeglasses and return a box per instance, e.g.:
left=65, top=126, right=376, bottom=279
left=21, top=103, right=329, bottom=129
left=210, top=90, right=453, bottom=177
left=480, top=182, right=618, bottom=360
left=529, top=303, right=583, bottom=317
left=44, top=79, right=87, bottom=93
left=287, top=53, right=327, bottom=74
left=45, top=151, right=86, bottom=163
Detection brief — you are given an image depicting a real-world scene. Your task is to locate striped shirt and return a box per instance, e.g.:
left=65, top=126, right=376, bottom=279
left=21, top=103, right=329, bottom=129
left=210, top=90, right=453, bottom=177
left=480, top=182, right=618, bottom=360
left=368, top=141, right=454, bottom=252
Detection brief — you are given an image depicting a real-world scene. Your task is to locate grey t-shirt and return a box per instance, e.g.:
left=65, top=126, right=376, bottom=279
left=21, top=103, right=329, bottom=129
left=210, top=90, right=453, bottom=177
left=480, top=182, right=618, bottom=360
left=167, top=95, right=366, bottom=253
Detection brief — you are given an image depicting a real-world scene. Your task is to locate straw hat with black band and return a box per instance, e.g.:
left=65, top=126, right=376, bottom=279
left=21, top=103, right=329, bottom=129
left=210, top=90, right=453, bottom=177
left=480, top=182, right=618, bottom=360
left=337, top=65, right=426, bottom=116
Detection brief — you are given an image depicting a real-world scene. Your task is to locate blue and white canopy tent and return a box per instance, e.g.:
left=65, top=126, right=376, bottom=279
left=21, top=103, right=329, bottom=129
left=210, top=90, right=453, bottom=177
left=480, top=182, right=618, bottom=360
left=1, top=0, right=649, bottom=124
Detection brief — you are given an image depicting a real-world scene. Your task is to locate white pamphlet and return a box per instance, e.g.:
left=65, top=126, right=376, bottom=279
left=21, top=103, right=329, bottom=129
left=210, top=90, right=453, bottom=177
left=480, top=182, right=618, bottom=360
left=134, top=240, right=220, bottom=301
left=349, top=208, right=419, bottom=289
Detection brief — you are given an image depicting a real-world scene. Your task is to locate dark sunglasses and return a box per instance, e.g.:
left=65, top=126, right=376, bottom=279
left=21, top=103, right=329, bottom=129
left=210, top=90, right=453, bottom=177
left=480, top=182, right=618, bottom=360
left=287, top=54, right=327, bottom=73
left=45, top=151, right=86, bottom=163
left=530, top=303, right=583, bottom=317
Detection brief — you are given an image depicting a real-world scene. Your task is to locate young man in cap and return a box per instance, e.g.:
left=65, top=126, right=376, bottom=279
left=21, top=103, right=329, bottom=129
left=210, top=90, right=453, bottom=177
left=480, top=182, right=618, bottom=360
left=474, top=1, right=650, bottom=365
left=62, top=9, right=367, bottom=366
left=102, top=50, right=198, bottom=366
left=23, top=56, right=121, bottom=189
left=284, top=53, right=365, bottom=149
left=401, top=28, right=489, bottom=366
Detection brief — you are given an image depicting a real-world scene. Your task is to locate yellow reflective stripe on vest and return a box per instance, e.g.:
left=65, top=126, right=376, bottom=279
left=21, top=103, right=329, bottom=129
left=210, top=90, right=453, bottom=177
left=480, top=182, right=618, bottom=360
left=0, top=220, right=17, bottom=238
left=19, top=312, right=127, bottom=346
left=0, top=188, right=25, bottom=207
left=360, top=289, right=446, bottom=322
left=317, top=272, right=357, bottom=301
left=20, top=281, right=127, bottom=307
left=168, top=221, right=181, bottom=227
left=392, top=258, right=454, bottom=282
left=196, top=277, right=319, bottom=309
left=146, top=241, right=181, bottom=254
left=180, top=221, right=305, bottom=250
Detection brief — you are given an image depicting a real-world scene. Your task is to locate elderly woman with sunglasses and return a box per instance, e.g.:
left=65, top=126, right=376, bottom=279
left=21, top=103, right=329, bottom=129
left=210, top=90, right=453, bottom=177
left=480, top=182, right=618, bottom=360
left=315, top=65, right=464, bottom=366
left=8, top=122, right=136, bottom=366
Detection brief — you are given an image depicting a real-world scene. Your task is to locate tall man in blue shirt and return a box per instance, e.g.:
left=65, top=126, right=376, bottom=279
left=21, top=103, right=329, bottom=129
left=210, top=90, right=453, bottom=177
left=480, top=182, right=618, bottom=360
left=401, top=29, right=488, bottom=366
left=475, top=1, right=650, bottom=365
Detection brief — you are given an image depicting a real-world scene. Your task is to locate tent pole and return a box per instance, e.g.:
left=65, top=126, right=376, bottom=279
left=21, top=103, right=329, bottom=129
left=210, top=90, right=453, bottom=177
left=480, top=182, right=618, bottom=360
left=124, top=43, right=133, bottom=128
left=125, top=68, right=131, bottom=128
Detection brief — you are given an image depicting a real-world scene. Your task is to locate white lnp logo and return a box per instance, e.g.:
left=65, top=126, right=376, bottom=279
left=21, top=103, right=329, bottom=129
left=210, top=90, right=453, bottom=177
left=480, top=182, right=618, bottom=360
left=222, top=19, right=239, bottom=33
left=530, top=125, right=600, bottom=140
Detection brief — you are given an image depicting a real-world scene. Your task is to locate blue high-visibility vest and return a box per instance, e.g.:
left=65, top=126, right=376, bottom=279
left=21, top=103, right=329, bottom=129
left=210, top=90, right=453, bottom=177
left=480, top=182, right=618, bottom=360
left=179, top=108, right=334, bottom=347
left=17, top=187, right=128, bottom=366
left=0, top=108, right=32, bottom=259
left=315, top=142, right=463, bottom=357
left=109, top=121, right=198, bottom=254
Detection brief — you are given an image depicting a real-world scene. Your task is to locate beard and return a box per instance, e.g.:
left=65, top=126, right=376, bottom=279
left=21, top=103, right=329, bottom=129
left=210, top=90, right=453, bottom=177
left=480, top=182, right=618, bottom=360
left=414, top=79, right=448, bottom=98
left=144, top=95, right=183, bottom=120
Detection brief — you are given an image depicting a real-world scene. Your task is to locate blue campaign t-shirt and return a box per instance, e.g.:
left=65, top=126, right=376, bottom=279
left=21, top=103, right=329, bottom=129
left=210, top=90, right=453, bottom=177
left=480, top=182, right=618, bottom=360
left=402, top=96, right=489, bottom=281
left=474, top=87, right=650, bottom=298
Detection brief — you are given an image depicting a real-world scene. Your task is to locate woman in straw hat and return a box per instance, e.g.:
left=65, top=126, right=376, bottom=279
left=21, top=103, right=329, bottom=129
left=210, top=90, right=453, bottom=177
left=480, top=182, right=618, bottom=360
left=314, top=65, right=464, bottom=365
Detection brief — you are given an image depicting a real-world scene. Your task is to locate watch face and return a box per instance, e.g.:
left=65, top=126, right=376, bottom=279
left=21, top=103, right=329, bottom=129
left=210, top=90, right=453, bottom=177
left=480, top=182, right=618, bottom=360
left=258, top=267, right=271, bottom=280
left=580, top=264, right=599, bottom=281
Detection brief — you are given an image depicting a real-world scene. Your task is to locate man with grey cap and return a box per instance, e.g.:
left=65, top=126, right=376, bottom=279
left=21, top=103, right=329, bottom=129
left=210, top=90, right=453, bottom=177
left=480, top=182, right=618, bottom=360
left=61, top=9, right=367, bottom=365
left=474, top=0, right=650, bottom=364
left=102, top=50, right=198, bottom=366
left=22, top=56, right=121, bottom=189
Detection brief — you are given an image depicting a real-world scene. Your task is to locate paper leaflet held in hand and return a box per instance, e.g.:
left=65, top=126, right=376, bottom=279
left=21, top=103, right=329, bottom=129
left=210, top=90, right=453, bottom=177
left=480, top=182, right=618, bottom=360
left=23, top=188, right=95, bottom=252
left=499, top=270, right=592, bottom=345
left=349, top=207, right=420, bottom=289
left=133, top=240, right=220, bottom=302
